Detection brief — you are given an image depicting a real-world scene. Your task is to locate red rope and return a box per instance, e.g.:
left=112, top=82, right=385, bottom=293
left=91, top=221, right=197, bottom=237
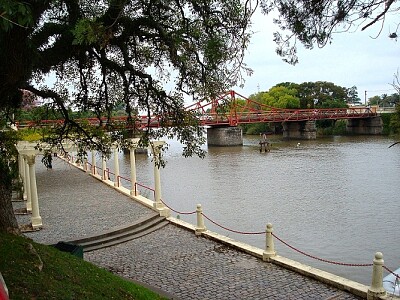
left=271, top=233, right=373, bottom=267
left=202, top=213, right=265, bottom=235
left=160, top=199, right=196, bottom=215
left=383, top=266, right=400, bottom=280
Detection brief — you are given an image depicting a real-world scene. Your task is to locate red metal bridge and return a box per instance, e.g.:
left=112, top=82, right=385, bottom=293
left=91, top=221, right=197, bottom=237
left=186, top=90, right=377, bottom=127
left=17, top=90, right=377, bottom=129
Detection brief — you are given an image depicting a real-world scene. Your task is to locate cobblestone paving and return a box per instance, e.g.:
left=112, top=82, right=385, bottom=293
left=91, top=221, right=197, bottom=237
left=86, top=225, right=363, bottom=300
left=16, top=157, right=155, bottom=244
left=17, top=156, right=364, bottom=299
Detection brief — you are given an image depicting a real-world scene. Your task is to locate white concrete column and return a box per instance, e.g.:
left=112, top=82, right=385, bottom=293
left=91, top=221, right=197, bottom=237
left=22, top=155, right=28, bottom=200
left=91, top=150, right=96, bottom=175
left=26, top=155, right=42, bottom=229
left=367, top=252, right=387, bottom=300
left=195, top=204, right=206, bottom=235
left=18, top=154, right=24, bottom=182
left=263, top=223, right=276, bottom=261
left=24, top=156, right=31, bottom=211
left=130, top=146, right=137, bottom=195
left=113, top=146, right=120, bottom=187
left=151, top=141, right=165, bottom=209
left=101, top=155, right=107, bottom=180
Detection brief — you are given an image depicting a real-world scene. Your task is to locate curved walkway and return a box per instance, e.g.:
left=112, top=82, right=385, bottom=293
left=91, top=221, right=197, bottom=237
left=15, top=157, right=363, bottom=299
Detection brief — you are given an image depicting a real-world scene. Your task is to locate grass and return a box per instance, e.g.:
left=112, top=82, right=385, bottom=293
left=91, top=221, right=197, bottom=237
left=0, top=232, right=168, bottom=300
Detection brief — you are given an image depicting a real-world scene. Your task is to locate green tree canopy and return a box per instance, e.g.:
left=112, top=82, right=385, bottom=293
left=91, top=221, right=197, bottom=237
left=369, top=93, right=400, bottom=107
left=264, top=81, right=357, bottom=108
left=1, top=0, right=254, bottom=144
left=260, top=85, right=300, bottom=108
left=0, top=0, right=255, bottom=233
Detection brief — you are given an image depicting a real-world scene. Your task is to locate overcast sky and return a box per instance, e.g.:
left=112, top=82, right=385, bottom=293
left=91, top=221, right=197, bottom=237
left=235, top=10, right=400, bottom=103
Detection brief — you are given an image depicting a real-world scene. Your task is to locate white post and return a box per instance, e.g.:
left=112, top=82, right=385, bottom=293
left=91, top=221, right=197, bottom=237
left=130, top=144, right=138, bottom=196
left=18, top=154, right=24, bottom=182
left=22, top=155, right=28, bottom=200
left=101, top=155, right=107, bottom=180
left=263, top=223, right=276, bottom=261
left=152, top=142, right=164, bottom=209
left=150, top=141, right=169, bottom=217
left=113, top=145, right=120, bottom=187
left=195, top=204, right=206, bottom=235
left=24, top=156, right=32, bottom=211
left=91, top=150, right=96, bottom=175
left=367, top=252, right=387, bottom=300
left=26, top=154, right=42, bottom=229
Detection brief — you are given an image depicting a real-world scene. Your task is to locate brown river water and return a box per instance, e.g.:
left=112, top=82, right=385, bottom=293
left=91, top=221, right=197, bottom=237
left=111, top=134, right=400, bottom=285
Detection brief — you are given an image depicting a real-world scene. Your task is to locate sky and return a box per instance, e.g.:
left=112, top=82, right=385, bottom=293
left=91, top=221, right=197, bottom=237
left=234, top=9, right=400, bottom=103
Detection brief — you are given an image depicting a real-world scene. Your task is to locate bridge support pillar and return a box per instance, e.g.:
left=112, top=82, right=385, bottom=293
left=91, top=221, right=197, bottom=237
left=207, top=127, right=243, bottom=146
left=282, top=120, right=316, bottom=140
left=346, top=117, right=383, bottom=135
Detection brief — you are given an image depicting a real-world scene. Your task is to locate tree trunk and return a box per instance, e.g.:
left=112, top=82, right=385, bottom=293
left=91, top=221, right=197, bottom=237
left=0, top=172, right=20, bottom=235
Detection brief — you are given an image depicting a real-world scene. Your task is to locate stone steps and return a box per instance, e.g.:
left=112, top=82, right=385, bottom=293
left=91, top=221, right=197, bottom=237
left=69, top=214, right=169, bottom=252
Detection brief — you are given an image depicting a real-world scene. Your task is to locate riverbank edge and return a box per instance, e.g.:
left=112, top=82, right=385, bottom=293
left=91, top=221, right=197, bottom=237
left=61, top=157, right=378, bottom=300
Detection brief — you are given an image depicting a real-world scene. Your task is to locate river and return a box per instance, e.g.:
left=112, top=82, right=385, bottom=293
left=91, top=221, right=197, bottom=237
left=114, top=134, right=400, bottom=285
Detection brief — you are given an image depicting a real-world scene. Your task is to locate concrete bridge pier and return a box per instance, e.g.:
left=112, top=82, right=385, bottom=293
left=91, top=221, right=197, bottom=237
left=207, top=127, right=243, bottom=146
left=282, top=120, right=316, bottom=140
left=346, top=117, right=383, bottom=135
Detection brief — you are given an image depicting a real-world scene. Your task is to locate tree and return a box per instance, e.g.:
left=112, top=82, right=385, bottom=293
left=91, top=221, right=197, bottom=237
left=271, top=81, right=355, bottom=108
left=368, top=93, right=400, bottom=107
left=0, top=0, right=255, bottom=233
left=297, top=81, right=351, bottom=108
left=368, top=95, right=381, bottom=106
left=261, top=85, right=300, bottom=108
left=260, top=0, right=400, bottom=64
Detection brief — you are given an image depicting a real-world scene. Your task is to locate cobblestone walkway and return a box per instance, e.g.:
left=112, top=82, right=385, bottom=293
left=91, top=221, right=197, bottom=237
left=16, top=157, right=364, bottom=299
left=16, top=157, right=155, bottom=244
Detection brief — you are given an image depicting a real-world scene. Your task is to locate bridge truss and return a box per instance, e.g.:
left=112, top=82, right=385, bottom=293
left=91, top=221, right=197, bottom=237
left=17, top=90, right=378, bottom=130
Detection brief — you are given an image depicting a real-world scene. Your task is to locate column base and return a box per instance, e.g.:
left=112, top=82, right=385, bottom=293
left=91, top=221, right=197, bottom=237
left=262, top=251, right=276, bottom=262
left=154, top=206, right=170, bottom=217
left=153, top=201, right=164, bottom=209
left=31, top=216, right=43, bottom=229
left=367, top=289, right=386, bottom=300
left=195, top=227, right=207, bottom=236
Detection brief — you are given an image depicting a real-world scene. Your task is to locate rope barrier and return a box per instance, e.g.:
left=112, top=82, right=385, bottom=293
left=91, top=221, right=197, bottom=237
left=383, top=266, right=400, bottom=280
left=271, top=233, right=373, bottom=267
left=160, top=199, right=196, bottom=215
left=202, top=213, right=265, bottom=235
left=64, top=154, right=397, bottom=271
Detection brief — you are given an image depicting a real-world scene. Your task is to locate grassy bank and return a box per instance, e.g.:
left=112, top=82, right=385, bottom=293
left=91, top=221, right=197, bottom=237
left=0, top=232, right=167, bottom=300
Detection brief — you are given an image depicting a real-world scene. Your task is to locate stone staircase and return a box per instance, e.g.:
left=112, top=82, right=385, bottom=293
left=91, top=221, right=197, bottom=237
left=69, top=213, right=169, bottom=252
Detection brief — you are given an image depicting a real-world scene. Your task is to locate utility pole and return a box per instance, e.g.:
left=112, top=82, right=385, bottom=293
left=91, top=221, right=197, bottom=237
left=364, top=90, right=367, bottom=105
